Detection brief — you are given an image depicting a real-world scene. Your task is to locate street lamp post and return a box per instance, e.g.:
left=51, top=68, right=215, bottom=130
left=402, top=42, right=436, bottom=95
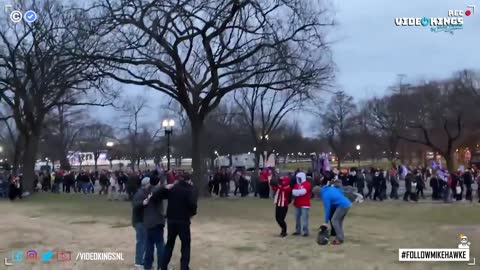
left=162, top=119, right=175, bottom=171
left=356, top=145, right=361, bottom=167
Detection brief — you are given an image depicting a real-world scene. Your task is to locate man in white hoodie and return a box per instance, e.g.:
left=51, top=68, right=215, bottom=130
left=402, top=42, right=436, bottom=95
left=291, top=172, right=312, bottom=236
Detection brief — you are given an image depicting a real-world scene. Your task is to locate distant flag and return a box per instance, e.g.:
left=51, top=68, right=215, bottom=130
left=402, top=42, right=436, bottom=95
left=321, top=153, right=330, bottom=172
left=400, top=164, right=408, bottom=179
left=430, top=159, right=449, bottom=182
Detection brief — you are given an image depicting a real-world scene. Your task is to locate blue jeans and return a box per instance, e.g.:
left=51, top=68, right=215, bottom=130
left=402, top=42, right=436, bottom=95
left=81, top=182, right=89, bottom=194
left=144, top=224, right=164, bottom=270
left=134, top=223, right=146, bottom=266
left=294, top=207, right=309, bottom=235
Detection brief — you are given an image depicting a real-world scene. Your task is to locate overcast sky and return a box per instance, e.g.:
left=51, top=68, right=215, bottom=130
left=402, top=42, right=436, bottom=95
left=331, top=0, right=480, bottom=100
left=94, top=0, right=480, bottom=134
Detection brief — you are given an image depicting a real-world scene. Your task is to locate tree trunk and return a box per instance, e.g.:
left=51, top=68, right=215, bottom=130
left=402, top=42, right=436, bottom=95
left=94, top=158, right=98, bottom=172
left=191, top=120, right=207, bottom=196
left=337, top=158, right=341, bottom=169
left=13, top=136, right=22, bottom=175
left=21, top=134, right=40, bottom=193
left=445, top=152, right=455, bottom=172
left=254, top=151, right=260, bottom=174
left=60, top=157, right=71, bottom=170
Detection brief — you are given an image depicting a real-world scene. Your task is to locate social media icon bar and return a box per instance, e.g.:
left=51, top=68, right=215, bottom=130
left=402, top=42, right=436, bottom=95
left=26, top=249, right=38, bottom=262
left=10, top=10, right=22, bottom=23
left=11, top=250, right=23, bottom=263
left=24, top=10, right=37, bottom=23
left=41, top=250, right=53, bottom=262
left=56, top=250, right=72, bottom=262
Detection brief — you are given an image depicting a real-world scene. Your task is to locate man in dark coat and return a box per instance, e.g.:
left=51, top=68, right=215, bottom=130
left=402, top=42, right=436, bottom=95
left=127, top=171, right=140, bottom=200
left=99, top=172, right=109, bottom=195
left=355, top=170, right=365, bottom=197
left=430, top=174, right=440, bottom=200
left=403, top=172, right=417, bottom=201
left=153, top=173, right=197, bottom=270
left=347, top=168, right=358, bottom=189
left=372, top=170, right=383, bottom=201
left=389, top=168, right=399, bottom=199
left=463, top=169, right=473, bottom=202
left=220, top=170, right=229, bottom=197
left=415, top=170, right=425, bottom=199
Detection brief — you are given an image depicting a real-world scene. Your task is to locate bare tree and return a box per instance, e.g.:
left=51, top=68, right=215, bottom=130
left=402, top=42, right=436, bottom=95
left=77, top=122, right=115, bottom=172
left=370, top=75, right=480, bottom=171
left=0, top=0, right=114, bottom=191
left=0, top=108, right=22, bottom=172
left=233, top=55, right=329, bottom=171
left=39, top=102, right=87, bottom=170
left=91, top=0, right=333, bottom=191
left=122, top=97, right=161, bottom=170
left=321, top=91, right=356, bottom=168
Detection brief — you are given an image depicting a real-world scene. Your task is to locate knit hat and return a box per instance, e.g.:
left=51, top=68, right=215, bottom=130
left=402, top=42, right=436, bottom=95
left=141, top=177, right=150, bottom=187
left=296, top=172, right=306, bottom=183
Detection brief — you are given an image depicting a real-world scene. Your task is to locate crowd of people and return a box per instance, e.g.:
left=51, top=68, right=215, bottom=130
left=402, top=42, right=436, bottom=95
left=207, top=164, right=480, bottom=204
left=2, top=160, right=480, bottom=269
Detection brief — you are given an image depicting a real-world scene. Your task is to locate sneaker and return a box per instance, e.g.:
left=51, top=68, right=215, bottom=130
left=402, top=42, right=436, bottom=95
left=292, top=232, right=301, bottom=236
left=279, top=232, right=287, bottom=237
left=302, top=233, right=309, bottom=237
left=331, top=239, right=343, bottom=245
left=134, top=264, right=143, bottom=270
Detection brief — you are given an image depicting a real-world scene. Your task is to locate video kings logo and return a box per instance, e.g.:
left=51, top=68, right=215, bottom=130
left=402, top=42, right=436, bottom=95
left=394, top=5, right=475, bottom=34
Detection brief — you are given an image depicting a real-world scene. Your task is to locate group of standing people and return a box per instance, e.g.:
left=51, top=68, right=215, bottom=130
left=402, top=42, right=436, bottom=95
left=0, top=174, right=23, bottom=200
left=270, top=170, right=352, bottom=245
left=131, top=171, right=198, bottom=270
left=209, top=168, right=252, bottom=197
left=30, top=169, right=173, bottom=200
left=329, top=165, right=480, bottom=203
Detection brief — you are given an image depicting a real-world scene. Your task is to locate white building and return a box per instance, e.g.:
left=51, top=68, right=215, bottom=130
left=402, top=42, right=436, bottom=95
left=214, top=153, right=275, bottom=169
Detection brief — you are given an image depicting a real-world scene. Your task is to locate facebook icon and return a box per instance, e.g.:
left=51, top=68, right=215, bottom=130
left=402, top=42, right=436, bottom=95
left=11, top=250, right=23, bottom=263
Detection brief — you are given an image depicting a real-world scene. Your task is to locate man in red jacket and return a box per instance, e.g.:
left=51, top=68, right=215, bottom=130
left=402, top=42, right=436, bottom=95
left=271, top=176, right=292, bottom=237
left=292, top=172, right=311, bottom=236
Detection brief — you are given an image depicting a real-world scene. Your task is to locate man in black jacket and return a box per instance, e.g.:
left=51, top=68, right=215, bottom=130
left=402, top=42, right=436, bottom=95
left=153, top=173, right=197, bottom=270
left=77, top=171, right=90, bottom=194
left=463, top=169, right=473, bottom=202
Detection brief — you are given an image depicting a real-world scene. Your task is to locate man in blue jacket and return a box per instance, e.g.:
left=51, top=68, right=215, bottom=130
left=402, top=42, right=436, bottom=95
left=320, top=182, right=352, bottom=245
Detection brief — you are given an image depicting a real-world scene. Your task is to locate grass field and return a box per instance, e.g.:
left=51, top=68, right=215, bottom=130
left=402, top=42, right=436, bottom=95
left=1, top=193, right=479, bottom=270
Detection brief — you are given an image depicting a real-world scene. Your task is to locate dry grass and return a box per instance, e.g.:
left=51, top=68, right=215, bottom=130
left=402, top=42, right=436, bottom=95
left=0, top=193, right=479, bottom=270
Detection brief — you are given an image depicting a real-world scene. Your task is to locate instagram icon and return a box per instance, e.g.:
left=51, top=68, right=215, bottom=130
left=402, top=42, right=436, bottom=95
left=26, top=250, right=37, bottom=262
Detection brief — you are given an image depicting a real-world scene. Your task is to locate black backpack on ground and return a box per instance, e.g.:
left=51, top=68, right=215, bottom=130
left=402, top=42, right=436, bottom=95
left=317, top=225, right=330, bottom=245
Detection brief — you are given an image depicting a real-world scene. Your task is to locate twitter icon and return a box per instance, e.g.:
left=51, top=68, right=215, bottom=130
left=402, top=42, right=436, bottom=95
left=41, top=251, right=53, bottom=262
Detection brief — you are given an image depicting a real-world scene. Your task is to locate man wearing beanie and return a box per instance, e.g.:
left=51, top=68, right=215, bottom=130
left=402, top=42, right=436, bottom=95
left=292, top=171, right=311, bottom=236
left=143, top=176, right=166, bottom=270
left=131, top=177, right=151, bottom=270
left=151, top=172, right=197, bottom=270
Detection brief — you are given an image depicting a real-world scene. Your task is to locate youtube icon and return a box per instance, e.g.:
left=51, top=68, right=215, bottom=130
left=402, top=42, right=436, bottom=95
left=56, top=251, right=72, bottom=262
